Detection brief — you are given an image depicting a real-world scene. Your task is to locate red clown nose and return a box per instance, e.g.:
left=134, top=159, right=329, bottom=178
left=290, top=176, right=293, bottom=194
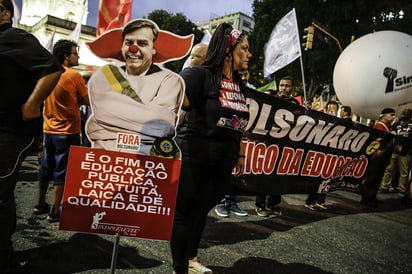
left=128, top=44, right=139, bottom=53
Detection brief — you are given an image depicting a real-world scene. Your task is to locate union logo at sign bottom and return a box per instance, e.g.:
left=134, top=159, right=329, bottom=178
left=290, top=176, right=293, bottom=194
left=90, top=211, right=140, bottom=237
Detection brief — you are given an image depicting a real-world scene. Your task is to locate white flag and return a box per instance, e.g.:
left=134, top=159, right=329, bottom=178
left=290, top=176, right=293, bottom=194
left=263, top=8, right=301, bottom=77
left=11, top=0, right=20, bottom=27
left=67, top=0, right=86, bottom=42
left=45, top=30, right=55, bottom=52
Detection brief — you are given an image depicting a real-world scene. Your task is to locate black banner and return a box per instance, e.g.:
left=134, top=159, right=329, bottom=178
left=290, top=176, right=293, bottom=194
left=231, top=89, right=393, bottom=196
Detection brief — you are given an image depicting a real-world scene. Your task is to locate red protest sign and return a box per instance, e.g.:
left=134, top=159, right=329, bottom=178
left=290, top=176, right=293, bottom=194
left=59, top=146, right=181, bottom=241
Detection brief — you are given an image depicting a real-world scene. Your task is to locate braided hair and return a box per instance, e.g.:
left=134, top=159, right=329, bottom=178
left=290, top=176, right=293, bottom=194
left=203, top=23, right=246, bottom=93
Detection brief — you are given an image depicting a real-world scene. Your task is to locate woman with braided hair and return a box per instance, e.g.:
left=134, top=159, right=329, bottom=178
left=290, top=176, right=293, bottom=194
left=170, top=23, right=252, bottom=274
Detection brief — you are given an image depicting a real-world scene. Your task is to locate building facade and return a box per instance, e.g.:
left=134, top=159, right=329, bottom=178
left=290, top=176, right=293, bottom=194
left=20, top=0, right=88, bottom=27
left=18, top=0, right=105, bottom=71
left=196, top=12, right=254, bottom=35
left=16, top=2, right=254, bottom=70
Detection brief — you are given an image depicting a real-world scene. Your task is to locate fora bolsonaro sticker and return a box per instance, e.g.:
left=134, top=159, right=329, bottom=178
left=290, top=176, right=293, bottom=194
left=116, top=133, right=140, bottom=152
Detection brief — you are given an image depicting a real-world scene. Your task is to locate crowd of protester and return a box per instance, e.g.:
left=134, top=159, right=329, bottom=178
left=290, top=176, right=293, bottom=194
left=1, top=1, right=411, bottom=273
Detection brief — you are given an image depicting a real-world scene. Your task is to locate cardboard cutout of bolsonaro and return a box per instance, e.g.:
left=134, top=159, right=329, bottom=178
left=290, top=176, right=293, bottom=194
left=59, top=19, right=193, bottom=241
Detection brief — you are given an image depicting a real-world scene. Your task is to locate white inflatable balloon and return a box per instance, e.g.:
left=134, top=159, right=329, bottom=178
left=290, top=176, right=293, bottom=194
left=333, top=31, right=412, bottom=119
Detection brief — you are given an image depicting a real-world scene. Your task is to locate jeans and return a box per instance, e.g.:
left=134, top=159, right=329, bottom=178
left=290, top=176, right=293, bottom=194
left=39, top=133, right=80, bottom=185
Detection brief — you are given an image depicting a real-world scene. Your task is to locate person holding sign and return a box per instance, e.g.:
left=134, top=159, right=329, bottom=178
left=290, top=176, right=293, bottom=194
left=255, top=76, right=298, bottom=217
left=86, top=19, right=193, bottom=158
left=305, top=100, right=339, bottom=210
left=170, top=23, right=251, bottom=274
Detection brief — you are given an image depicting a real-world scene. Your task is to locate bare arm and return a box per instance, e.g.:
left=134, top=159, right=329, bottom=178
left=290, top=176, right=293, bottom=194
left=234, top=140, right=246, bottom=177
left=21, top=71, right=62, bottom=121
left=182, top=95, right=190, bottom=109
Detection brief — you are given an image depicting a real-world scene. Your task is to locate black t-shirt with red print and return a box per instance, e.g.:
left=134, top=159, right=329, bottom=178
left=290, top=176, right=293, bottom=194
left=178, top=66, right=249, bottom=165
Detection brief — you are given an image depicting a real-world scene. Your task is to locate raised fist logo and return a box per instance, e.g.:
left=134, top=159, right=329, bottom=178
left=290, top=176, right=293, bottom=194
left=383, top=67, right=397, bottom=93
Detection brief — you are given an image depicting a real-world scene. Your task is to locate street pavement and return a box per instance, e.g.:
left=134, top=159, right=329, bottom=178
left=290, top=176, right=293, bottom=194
left=12, top=155, right=412, bottom=274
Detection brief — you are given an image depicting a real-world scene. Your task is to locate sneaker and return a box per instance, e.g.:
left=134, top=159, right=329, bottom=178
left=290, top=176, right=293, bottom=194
left=315, top=202, right=328, bottom=210
left=188, top=260, right=212, bottom=274
left=378, top=188, right=390, bottom=193
left=255, top=207, right=269, bottom=217
left=33, top=203, right=51, bottom=215
left=304, top=203, right=320, bottom=211
left=388, top=187, right=397, bottom=193
left=47, top=212, right=60, bottom=223
left=266, top=205, right=282, bottom=217
left=228, top=203, right=248, bottom=216
left=214, top=204, right=229, bottom=217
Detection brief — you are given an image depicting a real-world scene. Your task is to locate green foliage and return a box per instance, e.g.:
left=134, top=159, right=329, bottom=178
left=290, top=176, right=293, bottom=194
left=147, top=10, right=203, bottom=72
left=249, top=0, right=412, bottom=103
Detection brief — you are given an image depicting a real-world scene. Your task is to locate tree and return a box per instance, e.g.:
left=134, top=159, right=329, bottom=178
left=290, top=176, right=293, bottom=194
left=248, top=0, right=412, bottom=103
left=147, top=10, right=204, bottom=72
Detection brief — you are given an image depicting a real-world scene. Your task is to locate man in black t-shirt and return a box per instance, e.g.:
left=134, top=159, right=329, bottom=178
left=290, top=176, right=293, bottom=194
left=0, top=1, right=63, bottom=272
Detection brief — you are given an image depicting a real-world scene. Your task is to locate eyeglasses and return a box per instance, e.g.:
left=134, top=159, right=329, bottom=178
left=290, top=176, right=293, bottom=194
left=70, top=52, right=79, bottom=56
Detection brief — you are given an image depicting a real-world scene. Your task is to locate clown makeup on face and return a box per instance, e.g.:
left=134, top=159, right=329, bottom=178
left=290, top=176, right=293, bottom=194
left=121, top=27, right=156, bottom=76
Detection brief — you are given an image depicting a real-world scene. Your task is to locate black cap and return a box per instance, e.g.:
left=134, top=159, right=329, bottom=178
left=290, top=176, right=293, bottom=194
left=1, top=0, right=14, bottom=18
left=380, top=108, right=396, bottom=115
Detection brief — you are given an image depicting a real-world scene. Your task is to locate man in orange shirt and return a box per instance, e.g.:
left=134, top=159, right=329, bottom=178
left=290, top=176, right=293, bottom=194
left=33, top=39, right=89, bottom=222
